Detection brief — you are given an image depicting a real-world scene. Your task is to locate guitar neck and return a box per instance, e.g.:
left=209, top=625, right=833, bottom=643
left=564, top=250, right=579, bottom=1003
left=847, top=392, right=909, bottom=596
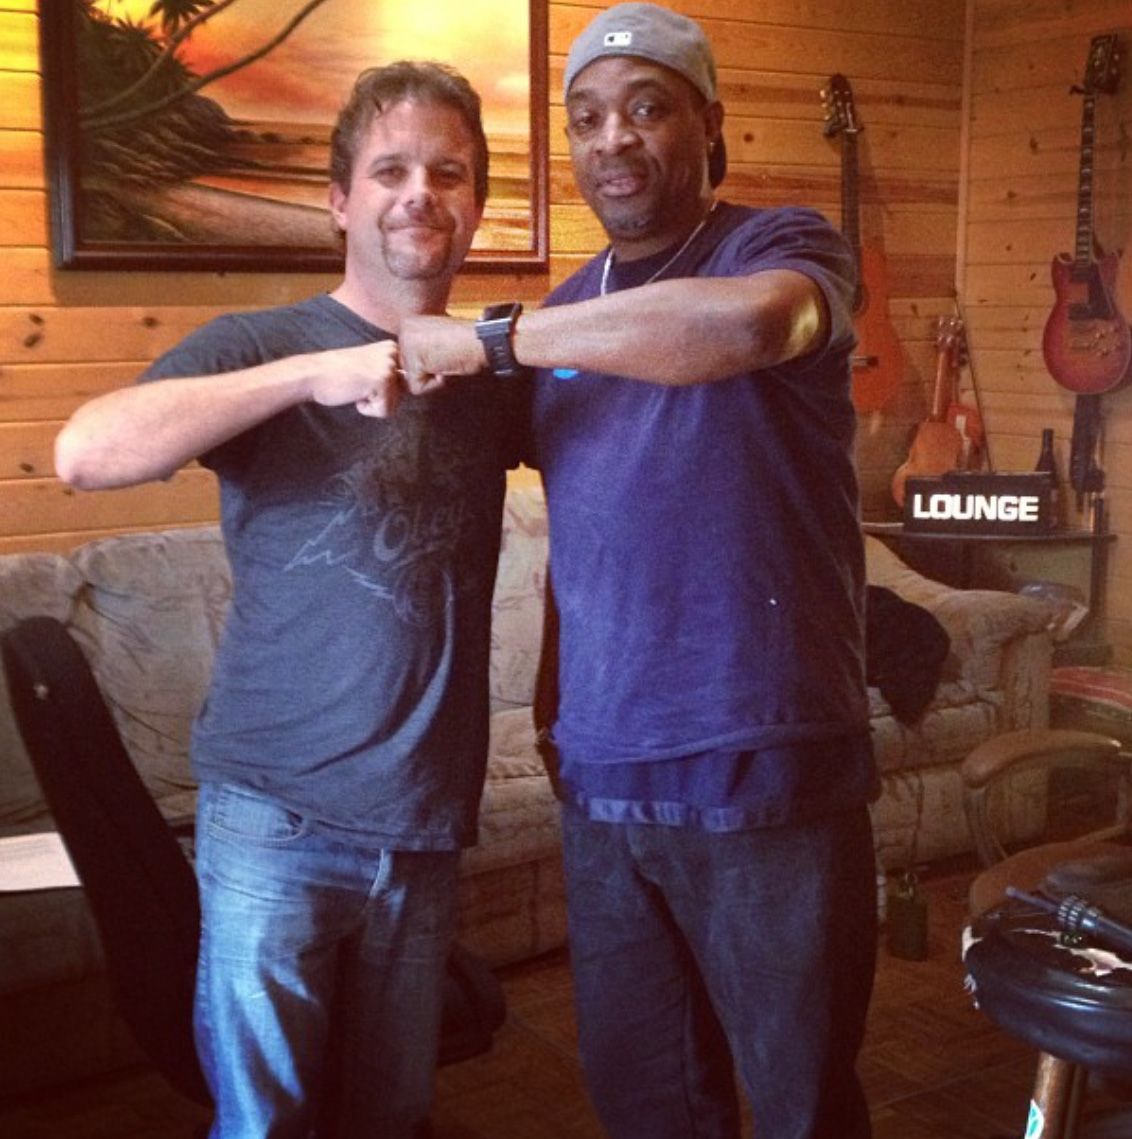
left=1074, top=94, right=1099, bottom=264
left=840, top=130, right=863, bottom=305
left=930, top=342, right=952, bottom=421
left=840, top=131, right=862, bottom=255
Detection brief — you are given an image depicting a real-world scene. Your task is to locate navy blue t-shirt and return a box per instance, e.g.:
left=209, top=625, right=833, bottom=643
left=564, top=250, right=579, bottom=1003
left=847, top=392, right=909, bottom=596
left=144, top=294, right=523, bottom=850
left=532, top=203, right=876, bottom=828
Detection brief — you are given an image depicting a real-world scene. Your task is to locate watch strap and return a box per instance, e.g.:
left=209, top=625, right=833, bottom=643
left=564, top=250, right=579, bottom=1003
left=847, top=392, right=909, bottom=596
left=475, top=302, right=523, bottom=378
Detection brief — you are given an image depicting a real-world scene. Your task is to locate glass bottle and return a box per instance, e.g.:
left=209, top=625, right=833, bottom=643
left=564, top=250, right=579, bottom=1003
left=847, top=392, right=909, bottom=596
left=1035, top=428, right=1062, bottom=529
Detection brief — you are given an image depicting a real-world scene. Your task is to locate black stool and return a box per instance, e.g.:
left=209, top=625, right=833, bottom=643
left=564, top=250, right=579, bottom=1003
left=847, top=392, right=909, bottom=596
left=965, top=893, right=1132, bottom=1138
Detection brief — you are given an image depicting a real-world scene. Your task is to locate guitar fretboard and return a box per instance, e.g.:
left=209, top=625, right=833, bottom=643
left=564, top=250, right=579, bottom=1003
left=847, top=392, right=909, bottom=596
left=1075, top=93, right=1099, bottom=265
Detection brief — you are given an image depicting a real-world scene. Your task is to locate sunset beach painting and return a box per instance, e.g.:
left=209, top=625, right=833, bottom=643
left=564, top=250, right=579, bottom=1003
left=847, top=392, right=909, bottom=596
left=42, top=0, right=546, bottom=271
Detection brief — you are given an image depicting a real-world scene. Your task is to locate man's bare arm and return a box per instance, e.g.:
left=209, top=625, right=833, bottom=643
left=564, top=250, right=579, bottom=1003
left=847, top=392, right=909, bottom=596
left=399, top=269, right=829, bottom=390
left=55, top=341, right=402, bottom=491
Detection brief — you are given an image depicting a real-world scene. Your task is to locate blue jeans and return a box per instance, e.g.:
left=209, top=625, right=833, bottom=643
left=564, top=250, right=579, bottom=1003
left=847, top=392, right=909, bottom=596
left=561, top=805, right=877, bottom=1139
left=194, top=782, right=459, bottom=1139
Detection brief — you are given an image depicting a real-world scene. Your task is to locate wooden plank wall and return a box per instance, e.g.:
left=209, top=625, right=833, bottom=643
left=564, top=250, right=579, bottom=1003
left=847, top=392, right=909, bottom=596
left=963, top=0, right=1132, bottom=661
left=552, top=0, right=966, bottom=522
left=0, top=0, right=961, bottom=555
left=0, top=0, right=963, bottom=556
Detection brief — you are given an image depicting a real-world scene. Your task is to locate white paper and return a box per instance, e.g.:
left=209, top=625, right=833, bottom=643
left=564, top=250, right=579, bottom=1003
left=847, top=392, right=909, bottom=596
left=0, top=832, right=81, bottom=891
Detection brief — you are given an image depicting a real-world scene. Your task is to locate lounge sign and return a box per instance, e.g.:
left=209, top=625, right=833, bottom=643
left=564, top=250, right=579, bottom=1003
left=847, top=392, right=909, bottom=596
left=902, top=474, right=1053, bottom=535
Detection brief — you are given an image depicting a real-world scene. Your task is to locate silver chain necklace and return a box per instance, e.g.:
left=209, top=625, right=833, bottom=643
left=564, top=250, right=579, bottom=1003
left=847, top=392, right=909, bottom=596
left=599, top=202, right=718, bottom=297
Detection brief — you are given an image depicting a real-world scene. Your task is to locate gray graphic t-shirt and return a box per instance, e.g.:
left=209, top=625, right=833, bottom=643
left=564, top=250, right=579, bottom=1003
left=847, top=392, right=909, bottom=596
left=144, top=294, right=520, bottom=849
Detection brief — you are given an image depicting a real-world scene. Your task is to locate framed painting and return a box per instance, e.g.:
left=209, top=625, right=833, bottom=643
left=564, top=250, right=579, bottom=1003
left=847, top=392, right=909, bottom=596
left=40, top=0, right=548, bottom=273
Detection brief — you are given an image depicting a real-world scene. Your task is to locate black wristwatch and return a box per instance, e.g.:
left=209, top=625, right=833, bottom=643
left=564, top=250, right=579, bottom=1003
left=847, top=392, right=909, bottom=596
left=475, top=302, right=524, bottom=378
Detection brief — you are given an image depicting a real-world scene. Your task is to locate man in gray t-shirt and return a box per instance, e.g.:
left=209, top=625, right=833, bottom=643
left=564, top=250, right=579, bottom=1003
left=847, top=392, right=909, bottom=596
left=55, top=62, right=519, bottom=1139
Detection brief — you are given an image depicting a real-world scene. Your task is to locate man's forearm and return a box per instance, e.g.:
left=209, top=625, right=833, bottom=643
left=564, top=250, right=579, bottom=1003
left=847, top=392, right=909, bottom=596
left=400, top=271, right=827, bottom=391
left=514, top=273, right=824, bottom=384
left=56, top=340, right=405, bottom=490
left=55, top=356, right=322, bottom=490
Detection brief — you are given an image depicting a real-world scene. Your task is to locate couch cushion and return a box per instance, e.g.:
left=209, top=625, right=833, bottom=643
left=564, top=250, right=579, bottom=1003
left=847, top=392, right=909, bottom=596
left=871, top=760, right=1046, bottom=869
left=0, top=554, right=83, bottom=629
left=871, top=686, right=1000, bottom=777
left=464, top=707, right=560, bottom=875
left=67, top=527, right=230, bottom=803
left=1051, top=666, right=1132, bottom=723
left=0, top=554, right=85, bottom=826
left=489, top=487, right=548, bottom=710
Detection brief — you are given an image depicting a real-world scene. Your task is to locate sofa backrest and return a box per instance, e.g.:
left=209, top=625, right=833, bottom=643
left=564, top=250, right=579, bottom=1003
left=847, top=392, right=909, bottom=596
left=489, top=485, right=549, bottom=711
left=0, top=486, right=550, bottom=829
left=864, top=534, right=1053, bottom=689
left=69, top=527, right=232, bottom=804
left=0, top=553, right=85, bottom=825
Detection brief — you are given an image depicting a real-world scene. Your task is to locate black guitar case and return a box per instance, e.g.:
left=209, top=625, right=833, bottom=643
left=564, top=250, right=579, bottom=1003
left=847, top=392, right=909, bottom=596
left=2, top=615, right=211, bottom=1105
left=1, top=616, right=505, bottom=1107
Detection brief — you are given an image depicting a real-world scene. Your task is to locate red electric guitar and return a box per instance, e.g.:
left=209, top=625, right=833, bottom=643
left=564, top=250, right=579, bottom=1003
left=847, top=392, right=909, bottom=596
left=1042, top=34, right=1129, bottom=508
left=821, top=74, right=905, bottom=415
left=1042, top=33, right=1130, bottom=395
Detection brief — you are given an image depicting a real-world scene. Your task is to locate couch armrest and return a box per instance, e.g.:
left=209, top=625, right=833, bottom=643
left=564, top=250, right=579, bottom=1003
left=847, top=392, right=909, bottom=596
left=864, top=535, right=1055, bottom=692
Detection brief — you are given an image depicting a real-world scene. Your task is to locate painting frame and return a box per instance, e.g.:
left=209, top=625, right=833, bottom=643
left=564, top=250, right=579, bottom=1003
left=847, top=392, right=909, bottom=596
left=39, top=0, right=548, bottom=273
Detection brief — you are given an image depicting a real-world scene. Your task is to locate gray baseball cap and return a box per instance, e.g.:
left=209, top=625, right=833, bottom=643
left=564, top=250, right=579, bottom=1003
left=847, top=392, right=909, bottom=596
left=563, top=3, right=726, bottom=186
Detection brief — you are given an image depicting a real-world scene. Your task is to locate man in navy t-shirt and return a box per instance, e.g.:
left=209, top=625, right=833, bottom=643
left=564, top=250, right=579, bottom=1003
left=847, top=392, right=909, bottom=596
left=400, top=5, right=878, bottom=1136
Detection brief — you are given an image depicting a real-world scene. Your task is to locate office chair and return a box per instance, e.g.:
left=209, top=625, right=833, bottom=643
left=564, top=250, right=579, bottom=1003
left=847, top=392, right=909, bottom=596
left=960, top=727, right=1132, bottom=1138
left=1, top=616, right=504, bottom=1111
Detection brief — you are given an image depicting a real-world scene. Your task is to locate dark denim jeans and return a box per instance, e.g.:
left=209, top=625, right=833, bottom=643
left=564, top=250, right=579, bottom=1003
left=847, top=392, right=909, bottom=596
left=561, top=804, right=877, bottom=1139
left=194, top=782, right=459, bottom=1139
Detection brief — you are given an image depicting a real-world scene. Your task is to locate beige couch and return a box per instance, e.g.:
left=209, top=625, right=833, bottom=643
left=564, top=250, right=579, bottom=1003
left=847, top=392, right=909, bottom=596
left=0, top=486, right=561, bottom=1094
left=0, top=486, right=1053, bottom=1093
left=864, top=534, right=1054, bottom=868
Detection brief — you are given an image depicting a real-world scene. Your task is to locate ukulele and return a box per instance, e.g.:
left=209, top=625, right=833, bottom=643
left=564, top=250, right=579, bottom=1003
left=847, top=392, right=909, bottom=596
left=941, top=316, right=984, bottom=470
left=891, top=317, right=965, bottom=507
left=1041, top=33, right=1131, bottom=395
left=821, top=74, right=905, bottom=415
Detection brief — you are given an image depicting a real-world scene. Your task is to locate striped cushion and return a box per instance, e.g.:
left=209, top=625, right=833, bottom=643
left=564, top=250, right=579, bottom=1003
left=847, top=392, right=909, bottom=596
left=1051, top=666, right=1132, bottom=720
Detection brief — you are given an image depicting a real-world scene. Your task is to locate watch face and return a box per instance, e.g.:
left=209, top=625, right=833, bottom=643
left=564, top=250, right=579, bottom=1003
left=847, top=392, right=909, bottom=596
left=481, top=303, right=521, bottom=324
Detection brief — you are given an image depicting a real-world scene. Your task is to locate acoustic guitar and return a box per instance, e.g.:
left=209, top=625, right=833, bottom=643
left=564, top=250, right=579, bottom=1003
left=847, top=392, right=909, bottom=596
left=891, top=316, right=966, bottom=507
left=1041, top=33, right=1131, bottom=395
left=821, top=74, right=905, bottom=415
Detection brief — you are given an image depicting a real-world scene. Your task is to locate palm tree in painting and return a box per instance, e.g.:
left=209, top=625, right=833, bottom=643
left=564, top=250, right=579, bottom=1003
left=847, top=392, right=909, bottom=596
left=73, top=0, right=332, bottom=245
left=148, top=0, right=219, bottom=34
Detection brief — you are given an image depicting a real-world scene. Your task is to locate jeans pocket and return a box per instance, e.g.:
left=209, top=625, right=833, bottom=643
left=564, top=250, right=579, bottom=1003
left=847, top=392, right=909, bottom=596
left=203, top=782, right=312, bottom=847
